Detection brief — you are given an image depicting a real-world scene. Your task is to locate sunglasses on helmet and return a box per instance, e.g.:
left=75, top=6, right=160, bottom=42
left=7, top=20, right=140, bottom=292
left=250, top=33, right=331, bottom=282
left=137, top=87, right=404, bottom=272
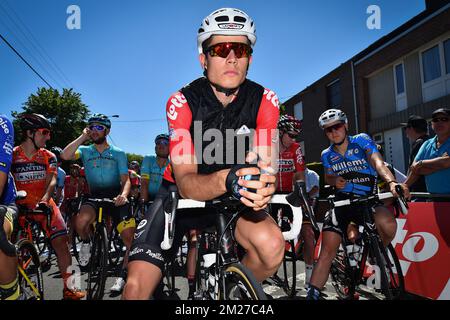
left=206, top=42, right=253, bottom=59
left=89, top=124, right=107, bottom=131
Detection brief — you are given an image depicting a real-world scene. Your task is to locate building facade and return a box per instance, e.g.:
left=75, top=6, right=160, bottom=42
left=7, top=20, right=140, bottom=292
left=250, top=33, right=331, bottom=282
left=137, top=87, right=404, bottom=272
left=284, top=1, right=450, bottom=175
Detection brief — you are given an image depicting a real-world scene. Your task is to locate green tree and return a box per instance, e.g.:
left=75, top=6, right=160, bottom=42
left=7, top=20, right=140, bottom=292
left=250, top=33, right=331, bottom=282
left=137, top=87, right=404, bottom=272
left=127, top=153, right=144, bottom=165
left=11, top=87, right=90, bottom=148
left=279, top=103, right=287, bottom=116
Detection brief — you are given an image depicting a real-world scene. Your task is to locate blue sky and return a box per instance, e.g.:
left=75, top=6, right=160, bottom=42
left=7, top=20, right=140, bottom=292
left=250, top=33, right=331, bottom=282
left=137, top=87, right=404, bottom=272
left=1, top=0, right=425, bottom=155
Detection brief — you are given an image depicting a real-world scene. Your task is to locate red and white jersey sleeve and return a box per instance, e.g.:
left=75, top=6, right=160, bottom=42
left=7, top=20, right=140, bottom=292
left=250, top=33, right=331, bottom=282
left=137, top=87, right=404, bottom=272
left=254, top=89, right=280, bottom=147
left=163, top=92, right=194, bottom=183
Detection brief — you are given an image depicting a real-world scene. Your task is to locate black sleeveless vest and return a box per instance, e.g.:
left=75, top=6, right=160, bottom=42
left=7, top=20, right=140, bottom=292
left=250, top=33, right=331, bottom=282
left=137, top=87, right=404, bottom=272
left=180, top=77, right=264, bottom=174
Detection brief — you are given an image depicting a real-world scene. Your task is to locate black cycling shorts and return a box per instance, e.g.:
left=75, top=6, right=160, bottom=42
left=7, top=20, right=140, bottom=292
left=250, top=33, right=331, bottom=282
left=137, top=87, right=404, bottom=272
left=322, top=195, right=383, bottom=237
left=82, top=197, right=134, bottom=234
left=129, top=180, right=222, bottom=272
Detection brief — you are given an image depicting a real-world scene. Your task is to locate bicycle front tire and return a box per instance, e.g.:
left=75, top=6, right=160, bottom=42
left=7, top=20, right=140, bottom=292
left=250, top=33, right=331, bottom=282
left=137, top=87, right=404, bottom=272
left=16, top=238, right=44, bottom=300
left=87, top=226, right=108, bottom=300
left=220, top=263, right=267, bottom=300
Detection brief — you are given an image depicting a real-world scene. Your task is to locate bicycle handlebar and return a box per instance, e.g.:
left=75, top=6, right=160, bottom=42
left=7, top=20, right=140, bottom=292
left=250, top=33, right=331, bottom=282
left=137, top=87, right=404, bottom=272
left=160, top=191, right=304, bottom=250
left=0, top=206, right=16, bottom=257
left=329, top=191, right=408, bottom=215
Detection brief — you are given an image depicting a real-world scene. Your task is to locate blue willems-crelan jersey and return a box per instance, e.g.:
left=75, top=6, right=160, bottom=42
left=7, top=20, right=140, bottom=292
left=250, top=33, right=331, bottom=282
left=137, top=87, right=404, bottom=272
left=321, top=133, right=379, bottom=196
left=75, top=144, right=128, bottom=196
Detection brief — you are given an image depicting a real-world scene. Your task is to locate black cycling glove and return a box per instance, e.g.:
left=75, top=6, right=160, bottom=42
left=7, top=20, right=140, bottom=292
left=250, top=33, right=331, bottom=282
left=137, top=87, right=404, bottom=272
left=225, top=164, right=260, bottom=200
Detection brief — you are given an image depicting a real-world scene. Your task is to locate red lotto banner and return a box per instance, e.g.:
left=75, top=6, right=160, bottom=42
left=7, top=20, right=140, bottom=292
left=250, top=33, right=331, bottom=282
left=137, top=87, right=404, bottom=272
left=391, top=202, right=450, bottom=300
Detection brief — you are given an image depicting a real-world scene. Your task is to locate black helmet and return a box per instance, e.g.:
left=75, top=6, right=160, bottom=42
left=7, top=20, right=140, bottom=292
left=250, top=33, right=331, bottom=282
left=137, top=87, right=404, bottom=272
left=88, top=113, right=111, bottom=128
left=18, top=113, right=50, bottom=130
left=129, top=160, right=140, bottom=171
left=278, top=115, right=302, bottom=134
left=155, top=133, right=169, bottom=143
left=50, top=146, right=63, bottom=161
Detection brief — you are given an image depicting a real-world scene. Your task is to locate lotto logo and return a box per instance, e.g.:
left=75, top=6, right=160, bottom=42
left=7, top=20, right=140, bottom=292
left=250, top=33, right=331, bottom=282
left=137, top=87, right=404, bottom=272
left=167, top=94, right=187, bottom=121
left=263, top=89, right=279, bottom=108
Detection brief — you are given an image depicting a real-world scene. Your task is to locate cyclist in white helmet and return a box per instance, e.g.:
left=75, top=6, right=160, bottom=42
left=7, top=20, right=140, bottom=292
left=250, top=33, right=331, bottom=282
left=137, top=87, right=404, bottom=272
left=123, top=7, right=282, bottom=300
left=306, top=108, right=410, bottom=300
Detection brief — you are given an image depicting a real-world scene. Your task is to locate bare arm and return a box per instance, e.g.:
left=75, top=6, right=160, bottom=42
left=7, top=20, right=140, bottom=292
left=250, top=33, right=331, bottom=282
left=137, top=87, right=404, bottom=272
left=55, top=187, right=63, bottom=204
left=308, top=186, right=319, bottom=198
left=40, top=173, right=57, bottom=204
left=294, top=171, right=305, bottom=182
left=410, top=156, right=450, bottom=176
left=61, top=128, right=90, bottom=161
left=114, top=174, right=131, bottom=206
left=369, top=151, right=410, bottom=198
left=172, top=154, right=229, bottom=200
left=140, top=178, right=149, bottom=202
left=0, top=172, right=7, bottom=201
left=325, top=173, right=347, bottom=189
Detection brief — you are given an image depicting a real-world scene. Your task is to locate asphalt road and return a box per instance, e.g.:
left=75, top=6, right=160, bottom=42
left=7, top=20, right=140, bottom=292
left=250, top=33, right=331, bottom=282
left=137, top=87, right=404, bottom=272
left=41, top=252, right=359, bottom=300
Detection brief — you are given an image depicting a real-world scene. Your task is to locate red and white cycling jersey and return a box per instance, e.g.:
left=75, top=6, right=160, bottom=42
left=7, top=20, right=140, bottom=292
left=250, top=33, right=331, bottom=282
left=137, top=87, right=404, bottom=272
left=276, top=142, right=305, bottom=192
left=163, top=86, right=279, bottom=183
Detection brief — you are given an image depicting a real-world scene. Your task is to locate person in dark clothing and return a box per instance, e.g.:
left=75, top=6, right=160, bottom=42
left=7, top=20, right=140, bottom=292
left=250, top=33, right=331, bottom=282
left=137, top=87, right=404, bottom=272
left=401, top=115, right=429, bottom=192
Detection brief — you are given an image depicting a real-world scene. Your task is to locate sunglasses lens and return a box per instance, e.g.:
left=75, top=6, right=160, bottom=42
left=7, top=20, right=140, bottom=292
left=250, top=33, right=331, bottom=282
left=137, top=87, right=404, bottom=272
left=325, top=123, right=343, bottom=133
left=89, top=125, right=105, bottom=131
left=156, top=140, right=168, bottom=146
left=432, top=117, right=449, bottom=122
left=208, top=43, right=252, bottom=58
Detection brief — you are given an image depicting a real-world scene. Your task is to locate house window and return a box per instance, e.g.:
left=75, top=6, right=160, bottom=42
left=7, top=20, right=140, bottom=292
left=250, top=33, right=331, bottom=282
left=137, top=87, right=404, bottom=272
left=294, top=101, right=303, bottom=120
left=444, top=38, right=450, bottom=75
left=395, top=63, right=405, bottom=94
left=326, top=80, right=341, bottom=108
left=422, top=45, right=441, bottom=82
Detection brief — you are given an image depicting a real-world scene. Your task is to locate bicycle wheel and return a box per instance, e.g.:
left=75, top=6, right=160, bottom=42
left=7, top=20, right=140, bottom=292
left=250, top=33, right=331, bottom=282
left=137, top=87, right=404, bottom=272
left=16, top=238, right=44, bottom=300
left=87, top=226, right=108, bottom=300
left=281, top=240, right=297, bottom=297
left=108, top=229, right=125, bottom=269
left=330, top=247, right=356, bottom=300
left=367, top=237, right=398, bottom=300
left=220, top=263, right=267, bottom=300
left=382, top=244, right=405, bottom=300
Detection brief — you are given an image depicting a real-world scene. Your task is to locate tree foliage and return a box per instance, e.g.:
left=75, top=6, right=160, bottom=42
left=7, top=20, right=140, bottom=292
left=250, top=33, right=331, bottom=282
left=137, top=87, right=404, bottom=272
left=11, top=87, right=90, bottom=149
left=127, top=153, right=144, bottom=165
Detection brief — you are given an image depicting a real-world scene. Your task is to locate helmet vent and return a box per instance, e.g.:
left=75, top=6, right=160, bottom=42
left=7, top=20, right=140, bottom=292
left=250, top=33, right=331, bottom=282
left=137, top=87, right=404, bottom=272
left=234, top=16, right=246, bottom=23
left=215, top=15, right=229, bottom=22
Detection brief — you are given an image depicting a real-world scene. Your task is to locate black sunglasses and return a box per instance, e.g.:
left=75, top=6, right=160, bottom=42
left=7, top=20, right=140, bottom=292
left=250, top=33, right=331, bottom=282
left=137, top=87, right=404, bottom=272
left=156, top=139, right=169, bottom=146
left=431, top=117, right=449, bottom=123
left=287, top=132, right=298, bottom=139
left=324, top=122, right=345, bottom=133
left=206, top=42, right=253, bottom=59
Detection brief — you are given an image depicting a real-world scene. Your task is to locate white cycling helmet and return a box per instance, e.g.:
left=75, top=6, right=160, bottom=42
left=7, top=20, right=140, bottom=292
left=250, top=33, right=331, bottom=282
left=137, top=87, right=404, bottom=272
left=318, top=108, right=348, bottom=129
left=197, top=8, right=257, bottom=54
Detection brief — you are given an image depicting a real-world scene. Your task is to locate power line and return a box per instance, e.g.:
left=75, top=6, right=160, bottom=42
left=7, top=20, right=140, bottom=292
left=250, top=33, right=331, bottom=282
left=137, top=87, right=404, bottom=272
left=0, top=33, right=53, bottom=88
left=2, top=0, right=75, bottom=89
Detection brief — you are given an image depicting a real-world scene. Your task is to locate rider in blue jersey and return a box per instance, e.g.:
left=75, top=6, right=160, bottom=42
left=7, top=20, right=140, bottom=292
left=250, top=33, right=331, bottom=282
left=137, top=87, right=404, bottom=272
left=306, top=108, right=410, bottom=300
left=321, top=133, right=378, bottom=196
left=140, top=134, right=169, bottom=202
left=61, top=114, right=136, bottom=293
left=0, top=114, right=19, bottom=300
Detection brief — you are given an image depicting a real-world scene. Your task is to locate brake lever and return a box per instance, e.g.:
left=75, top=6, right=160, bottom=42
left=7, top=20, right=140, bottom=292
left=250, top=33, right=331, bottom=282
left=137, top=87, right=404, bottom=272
left=395, top=184, right=409, bottom=215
